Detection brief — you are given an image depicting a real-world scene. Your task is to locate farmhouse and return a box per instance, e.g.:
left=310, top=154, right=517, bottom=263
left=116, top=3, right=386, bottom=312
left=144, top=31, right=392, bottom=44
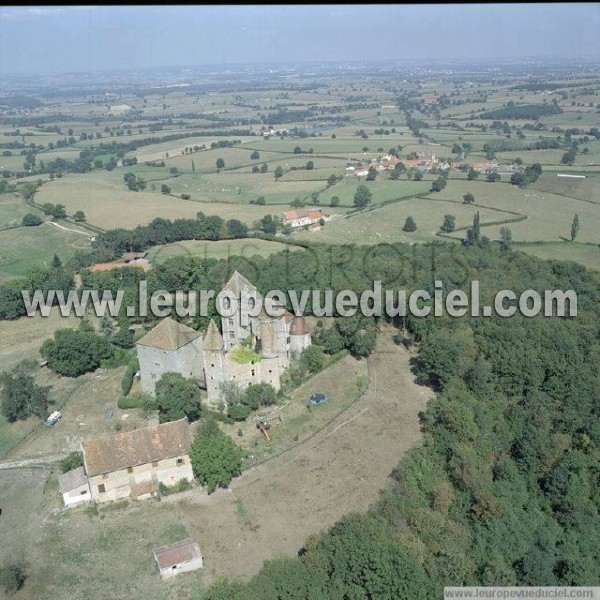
left=281, top=208, right=324, bottom=228
left=137, top=271, right=311, bottom=405
left=81, top=419, right=193, bottom=504
left=58, top=466, right=92, bottom=508
left=154, top=538, right=203, bottom=579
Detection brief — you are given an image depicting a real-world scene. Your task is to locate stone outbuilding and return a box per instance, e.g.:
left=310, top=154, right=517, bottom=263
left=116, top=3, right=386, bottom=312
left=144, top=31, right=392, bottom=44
left=153, top=538, right=203, bottom=578
left=57, top=466, right=92, bottom=508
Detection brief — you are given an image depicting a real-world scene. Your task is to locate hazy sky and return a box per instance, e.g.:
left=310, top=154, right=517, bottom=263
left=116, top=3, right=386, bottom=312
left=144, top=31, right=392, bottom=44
left=0, top=4, right=599, bottom=74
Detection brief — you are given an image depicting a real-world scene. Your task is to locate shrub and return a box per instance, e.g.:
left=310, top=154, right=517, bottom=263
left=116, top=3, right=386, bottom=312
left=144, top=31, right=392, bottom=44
left=121, top=365, right=136, bottom=396
left=228, top=403, right=251, bottom=421
left=21, top=213, right=42, bottom=226
left=0, top=561, right=26, bottom=594
left=58, top=451, right=82, bottom=473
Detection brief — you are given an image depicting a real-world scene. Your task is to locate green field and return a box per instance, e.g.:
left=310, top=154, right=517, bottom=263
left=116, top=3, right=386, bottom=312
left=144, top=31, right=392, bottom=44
left=517, top=242, right=600, bottom=271
left=0, top=194, right=38, bottom=228
left=148, top=238, right=300, bottom=264
left=0, top=223, right=91, bottom=284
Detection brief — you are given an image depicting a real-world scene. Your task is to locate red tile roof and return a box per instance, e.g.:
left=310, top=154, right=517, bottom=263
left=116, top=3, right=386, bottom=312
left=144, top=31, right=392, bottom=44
left=82, top=419, right=191, bottom=477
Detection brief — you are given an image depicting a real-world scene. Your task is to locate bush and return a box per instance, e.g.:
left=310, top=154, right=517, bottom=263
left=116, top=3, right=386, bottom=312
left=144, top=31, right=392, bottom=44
left=21, top=213, right=42, bottom=226
left=0, top=561, right=26, bottom=595
left=121, top=365, right=136, bottom=396
left=58, top=451, right=82, bottom=473
left=228, top=403, right=251, bottom=421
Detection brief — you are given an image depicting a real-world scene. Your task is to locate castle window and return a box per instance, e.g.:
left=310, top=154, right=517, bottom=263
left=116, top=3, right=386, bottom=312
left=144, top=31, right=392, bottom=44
left=176, top=458, right=184, bottom=466
left=251, top=369, right=256, bottom=377
left=269, top=369, right=272, bottom=373
left=152, top=461, right=158, bottom=468
left=98, top=484, right=106, bottom=494
left=229, top=331, right=234, bottom=338
left=223, top=297, right=231, bottom=310
left=211, top=363, right=214, bottom=368
left=248, top=297, right=256, bottom=309
left=127, top=467, right=133, bottom=474
left=228, top=318, right=234, bottom=326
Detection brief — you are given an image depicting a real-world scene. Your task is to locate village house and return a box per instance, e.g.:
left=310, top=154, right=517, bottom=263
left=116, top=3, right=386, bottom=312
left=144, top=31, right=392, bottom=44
left=154, top=538, right=203, bottom=579
left=81, top=419, right=193, bottom=504
left=281, top=208, right=324, bottom=229
left=58, top=466, right=92, bottom=508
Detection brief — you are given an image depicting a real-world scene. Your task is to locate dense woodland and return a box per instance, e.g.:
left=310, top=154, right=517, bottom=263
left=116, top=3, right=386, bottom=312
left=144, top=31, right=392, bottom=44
left=181, top=241, right=598, bottom=598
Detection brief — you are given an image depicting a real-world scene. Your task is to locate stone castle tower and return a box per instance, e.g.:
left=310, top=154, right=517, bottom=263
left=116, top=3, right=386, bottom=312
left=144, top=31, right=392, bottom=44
left=136, top=271, right=311, bottom=406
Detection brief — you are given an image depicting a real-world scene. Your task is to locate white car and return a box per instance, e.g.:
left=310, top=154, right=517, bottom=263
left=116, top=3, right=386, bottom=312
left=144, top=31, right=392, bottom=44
left=45, top=411, right=62, bottom=427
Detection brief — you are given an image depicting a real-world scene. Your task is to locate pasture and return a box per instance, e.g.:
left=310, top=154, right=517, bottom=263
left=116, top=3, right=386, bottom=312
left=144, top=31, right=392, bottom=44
left=34, top=171, right=284, bottom=228
left=148, top=238, right=299, bottom=264
left=0, top=222, right=91, bottom=284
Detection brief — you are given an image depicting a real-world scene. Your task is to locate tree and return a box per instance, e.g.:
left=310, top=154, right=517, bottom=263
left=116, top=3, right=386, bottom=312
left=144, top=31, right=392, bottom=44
left=300, top=345, right=325, bottom=373
left=413, top=171, right=423, bottom=181
left=327, top=175, right=338, bottom=188
left=431, top=177, right=447, bottom=192
left=243, top=382, right=277, bottom=410
left=250, top=150, right=260, bottom=160
left=260, top=162, right=268, bottom=173
left=190, top=418, right=242, bottom=494
left=1, top=367, right=49, bottom=422
left=257, top=214, right=277, bottom=235
left=330, top=196, right=340, bottom=207
left=155, top=372, right=202, bottom=423
left=465, top=211, right=481, bottom=245
left=403, top=216, right=417, bottom=232
left=160, top=184, right=171, bottom=194
left=570, top=214, right=580, bottom=242
left=73, top=210, right=86, bottom=222
left=463, top=193, right=475, bottom=205
left=40, top=326, right=114, bottom=377
left=441, top=214, right=456, bottom=233
left=306, top=161, right=314, bottom=170
left=227, top=219, right=248, bottom=239
left=353, top=184, right=372, bottom=208
left=561, top=150, right=577, bottom=166
left=467, top=168, right=479, bottom=181
left=486, top=170, right=501, bottom=183
left=21, top=213, right=42, bottom=226
left=216, top=158, right=225, bottom=170
left=274, top=165, right=284, bottom=179
left=499, top=226, right=512, bottom=250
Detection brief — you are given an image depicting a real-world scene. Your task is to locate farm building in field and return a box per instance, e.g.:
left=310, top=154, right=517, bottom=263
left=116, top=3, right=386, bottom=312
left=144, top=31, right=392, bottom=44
left=281, top=208, right=324, bottom=228
left=58, top=466, right=92, bottom=508
left=81, top=419, right=193, bottom=504
left=154, top=538, right=203, bottom=578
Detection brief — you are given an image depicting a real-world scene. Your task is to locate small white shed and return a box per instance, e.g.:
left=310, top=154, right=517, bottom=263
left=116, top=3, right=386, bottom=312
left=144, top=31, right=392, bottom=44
left=154, top=538, right=203, bottom=579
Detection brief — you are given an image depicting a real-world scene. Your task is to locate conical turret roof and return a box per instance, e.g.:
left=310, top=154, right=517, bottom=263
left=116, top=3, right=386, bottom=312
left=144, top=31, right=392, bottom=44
left=204, top=319, right=224, bottom=352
